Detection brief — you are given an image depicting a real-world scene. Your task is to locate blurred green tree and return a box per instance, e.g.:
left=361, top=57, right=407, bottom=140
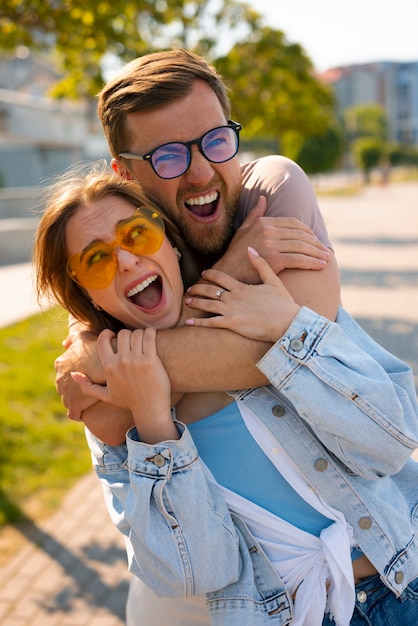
left=0, top=0, right=260, bottom=98
left=292, top=123, right=345, bottom=174
left=217, top=27, right=338, bottom=159
left=353, top=137, right=385, bottom=182
left=344, top=103, right=388, bottom=142
left=1, top=2, right=342, bottom=171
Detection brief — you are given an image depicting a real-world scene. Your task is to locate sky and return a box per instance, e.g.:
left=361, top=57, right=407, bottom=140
left=248, top=0, right=418, bottom=72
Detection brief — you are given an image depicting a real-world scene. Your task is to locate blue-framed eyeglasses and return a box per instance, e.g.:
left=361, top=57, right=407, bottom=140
left=119, top=120, right=241, bottom=180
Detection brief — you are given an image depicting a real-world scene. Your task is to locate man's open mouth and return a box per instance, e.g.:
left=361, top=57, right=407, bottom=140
left=127, top=275, right=163, bottom=309
left=185, top=191, right=218, bottom=218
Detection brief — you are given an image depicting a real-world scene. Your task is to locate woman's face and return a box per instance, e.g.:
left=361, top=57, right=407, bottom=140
left=65, top=195, right=185, bottom=330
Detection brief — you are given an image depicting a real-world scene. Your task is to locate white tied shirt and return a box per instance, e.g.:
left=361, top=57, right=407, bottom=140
left=202, top=403, right=356, bottom=626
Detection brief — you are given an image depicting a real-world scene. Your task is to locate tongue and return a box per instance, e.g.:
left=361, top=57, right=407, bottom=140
left=187, top=202, right=214, bottom=217
left=131, top=282, right=161, bottom=309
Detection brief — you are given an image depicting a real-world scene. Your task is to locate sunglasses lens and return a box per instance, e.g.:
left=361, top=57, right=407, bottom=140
left=120, top=208, right=165, bottom=256
left=67, top=207, right=165, bottom=290
left=67, top=244, right=116, bottom=290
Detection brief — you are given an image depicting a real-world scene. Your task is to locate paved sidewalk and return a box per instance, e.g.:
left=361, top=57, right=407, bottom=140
left=0, top=180, right=417, bottom=625
left=0, top=474, right=131, bottom=625
left=0, top=264, right=132, bottom=625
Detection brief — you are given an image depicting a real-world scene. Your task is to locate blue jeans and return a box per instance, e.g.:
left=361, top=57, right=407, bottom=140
left=322, top=574, right=418, bottom=625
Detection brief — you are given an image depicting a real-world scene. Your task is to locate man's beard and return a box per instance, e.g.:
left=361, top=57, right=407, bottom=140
left=179, top=185, right=241, bottom=258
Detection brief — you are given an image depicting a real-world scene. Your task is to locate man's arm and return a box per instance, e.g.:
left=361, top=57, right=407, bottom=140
left=56, top=156, right=339, bottom=414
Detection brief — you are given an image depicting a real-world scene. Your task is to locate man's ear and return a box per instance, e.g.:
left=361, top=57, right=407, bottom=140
left=111, top=158, right=132, bottom=180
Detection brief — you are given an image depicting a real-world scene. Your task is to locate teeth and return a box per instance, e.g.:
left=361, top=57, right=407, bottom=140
left=186, top=192, right=218, bottom=206
left=127, top=274, right=158, bottom=298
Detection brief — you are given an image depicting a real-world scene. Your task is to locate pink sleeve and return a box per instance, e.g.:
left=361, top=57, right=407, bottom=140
left=239, top=155, right=332, bottom=248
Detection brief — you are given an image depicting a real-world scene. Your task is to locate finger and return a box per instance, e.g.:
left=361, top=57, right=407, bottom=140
left=129, top=327, right=155, bottom=355
left=247, top=247, right=284, bottom=286
left=263, top=216, right=323, bottom=242
left=70, top=371, right=109, bottom=403
left=185, top=315, right=228, bottom=329
left=97, top=329, right=117, bottom=360
left=239, top=195, right=267, bottom=228
left=142, top=327, right=157, bottom=356
left=116, top=329, right=135, bottom=352
left=190, top=269, right=238, bottom=295
left=184, top=296, right=224, bottom=315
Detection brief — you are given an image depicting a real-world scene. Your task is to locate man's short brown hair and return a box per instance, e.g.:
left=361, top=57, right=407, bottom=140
left=98, top=48, right=231, bottom=158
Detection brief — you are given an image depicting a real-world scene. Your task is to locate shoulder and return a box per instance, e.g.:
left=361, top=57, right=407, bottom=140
left=238, top=155, right=331, bottom=244
left=240, top=155, right=305, bottom=191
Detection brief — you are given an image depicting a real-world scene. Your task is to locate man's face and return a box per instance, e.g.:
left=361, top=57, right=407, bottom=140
left=112, top=80, right=242, bottom=258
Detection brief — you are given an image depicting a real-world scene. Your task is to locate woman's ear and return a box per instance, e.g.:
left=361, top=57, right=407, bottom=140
left=173, top=247, right=182, bottom=261
left=111, top=158, right=132, bottom=180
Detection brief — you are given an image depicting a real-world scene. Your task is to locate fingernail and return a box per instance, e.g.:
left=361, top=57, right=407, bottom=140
left=185, top=297, right=192, bottom=304
left=248, top=246, right=259, bottom=257
left=185, top=319, right=195, bottom=325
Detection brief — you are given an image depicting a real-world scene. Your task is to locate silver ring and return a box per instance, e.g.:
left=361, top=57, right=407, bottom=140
left=215, top=288, right=226, bottom=301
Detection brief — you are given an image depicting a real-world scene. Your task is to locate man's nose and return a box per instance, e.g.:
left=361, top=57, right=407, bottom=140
left=184, top=145, right=215, bottom=185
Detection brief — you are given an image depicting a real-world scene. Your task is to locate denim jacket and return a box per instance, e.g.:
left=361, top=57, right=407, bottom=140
left=87, top=307, right=418, bottom=626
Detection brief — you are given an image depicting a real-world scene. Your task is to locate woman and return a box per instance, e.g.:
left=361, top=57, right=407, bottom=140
left=34, top=161, right=418, bottom=626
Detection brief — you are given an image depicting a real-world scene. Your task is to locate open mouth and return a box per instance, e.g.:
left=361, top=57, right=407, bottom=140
left=185, top=191, right=219, bottom=218
left=127, top=275, right=163, bottom=309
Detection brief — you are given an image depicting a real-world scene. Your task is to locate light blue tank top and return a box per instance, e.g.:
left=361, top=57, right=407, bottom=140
left=188, top=401, right=332, bottom=537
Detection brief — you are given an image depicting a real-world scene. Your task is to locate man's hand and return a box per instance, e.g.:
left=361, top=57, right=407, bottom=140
left=213, top=197, right=330, bottom=283
left=55, top=330, right=104, bottom=420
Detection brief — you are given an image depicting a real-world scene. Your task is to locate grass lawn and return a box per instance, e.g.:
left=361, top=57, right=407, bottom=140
left=0, top=307, right=91, bottom=531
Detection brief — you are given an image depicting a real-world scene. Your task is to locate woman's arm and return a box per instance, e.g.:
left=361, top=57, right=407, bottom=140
left=185, top=252, right=418, bottom=478
left=86, top=426, right=242, bottom=596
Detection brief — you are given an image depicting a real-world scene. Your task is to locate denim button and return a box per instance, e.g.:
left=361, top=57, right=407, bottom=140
left=395, top=571, right=404, bottom=584
left=357, top=590, right=367, bottom=603
left=315, top=458, right=328, bottom=472
left=152, top=454, right=166, bottom=467
left=290, top=338, right=304, bottom=351
left=272, top=405, right=285, bottom=417
left=358, top=517, right=372, bottom=530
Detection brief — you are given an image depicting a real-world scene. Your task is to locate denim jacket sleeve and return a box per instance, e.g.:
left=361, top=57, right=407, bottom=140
left=256, top=306, right=418, bottom=479
left=86, top=424, right=241, bottom=597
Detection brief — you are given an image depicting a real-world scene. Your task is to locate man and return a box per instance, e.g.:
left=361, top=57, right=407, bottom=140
left=56, top=49, right=340, bottom=424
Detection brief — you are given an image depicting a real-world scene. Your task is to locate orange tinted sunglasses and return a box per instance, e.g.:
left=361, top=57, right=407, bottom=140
left=67, top=207, right=165, bottom=289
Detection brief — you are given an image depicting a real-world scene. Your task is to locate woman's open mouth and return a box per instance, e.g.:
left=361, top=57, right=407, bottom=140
left=127, top=275, right=163, bottom=309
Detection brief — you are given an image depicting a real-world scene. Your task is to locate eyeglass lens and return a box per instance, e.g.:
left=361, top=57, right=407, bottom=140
left=67, top=208, right=165, bottom=289
left=151, top=125, right=239, bottom=179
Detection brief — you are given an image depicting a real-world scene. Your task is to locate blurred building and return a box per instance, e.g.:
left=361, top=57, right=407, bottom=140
left=320, top=61, right=418, bottom=145
left=0, top=50, right=108, bottom=188
left=0, top=50, right=109, bottom=263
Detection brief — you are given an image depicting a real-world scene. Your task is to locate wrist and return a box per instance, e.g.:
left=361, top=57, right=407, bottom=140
left=271, top=304, right=301, bottom=342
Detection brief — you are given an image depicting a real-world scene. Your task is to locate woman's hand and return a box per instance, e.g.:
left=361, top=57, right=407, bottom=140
left=185, top=247, right=301, bottom=343
left=71, top=327, right=178, bottom=443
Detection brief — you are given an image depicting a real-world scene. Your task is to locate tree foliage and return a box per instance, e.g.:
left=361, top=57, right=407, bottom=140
left=352, top=137, right=385, bottom=182
left=344, top=103, right=388, bottom=142
left=292, top=123, right=345, bottom=174
left=1, top=2, right=343, bottom=170
left=0, top=0, right=260, bottom=97
left=217, top=27, right=337, bottom=153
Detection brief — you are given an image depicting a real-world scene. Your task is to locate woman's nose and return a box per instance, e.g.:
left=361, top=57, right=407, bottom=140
left=116, top=247, right=140, bottom=271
